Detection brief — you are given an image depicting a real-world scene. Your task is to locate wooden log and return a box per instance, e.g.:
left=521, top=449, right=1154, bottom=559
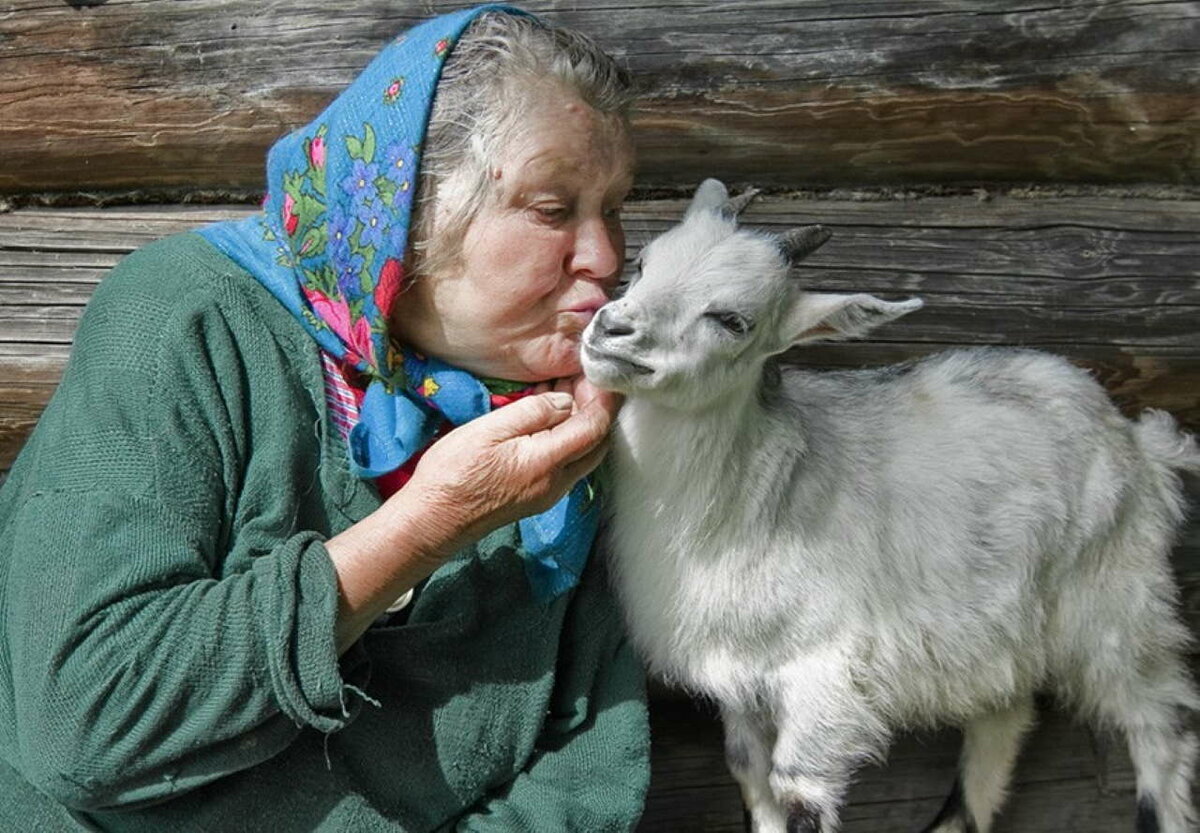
left=1, top=1, right=1198, bottom=194
left=2, top=195, right=1198, bottom=467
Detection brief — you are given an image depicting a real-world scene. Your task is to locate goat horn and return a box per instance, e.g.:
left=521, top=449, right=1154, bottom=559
left=723, top=187, right=762, bottom=219
left=780, top=225, right=832, bottom=264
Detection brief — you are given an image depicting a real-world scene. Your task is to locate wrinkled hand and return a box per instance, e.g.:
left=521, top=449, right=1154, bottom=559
left=396, top=379, right=622, bottom=563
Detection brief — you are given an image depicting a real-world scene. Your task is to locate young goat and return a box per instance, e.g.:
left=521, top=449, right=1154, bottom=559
left=582, top=180, right=1200, bottom=833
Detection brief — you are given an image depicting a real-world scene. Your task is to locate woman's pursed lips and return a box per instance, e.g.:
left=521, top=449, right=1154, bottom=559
left=562, top=299, right=606, bottom=319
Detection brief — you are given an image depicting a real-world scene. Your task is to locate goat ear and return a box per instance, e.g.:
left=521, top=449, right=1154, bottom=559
left=779, top=225, right=832, bottom=265
left=684, top=178, right=730, bottom=219
left=781, top=291, right=923, bottom=346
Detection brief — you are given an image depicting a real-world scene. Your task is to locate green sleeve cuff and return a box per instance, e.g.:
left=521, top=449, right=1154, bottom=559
left=254, top=531, right=372, bottom=734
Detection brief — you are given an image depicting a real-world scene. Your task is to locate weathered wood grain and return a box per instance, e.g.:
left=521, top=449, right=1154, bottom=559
left=1, top=1, right=1197, bottom=194
left=640, top=696, right=745, bottom=832
left=2, top=195, right=1198, bottom=471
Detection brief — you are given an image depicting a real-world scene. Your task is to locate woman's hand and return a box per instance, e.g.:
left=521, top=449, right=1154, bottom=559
left=401, top=384, right=620, bottom=559
left=326, top=382, right=620, bottom=651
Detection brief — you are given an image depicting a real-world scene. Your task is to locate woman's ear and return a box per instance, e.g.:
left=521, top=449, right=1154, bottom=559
left=780, top=291, right=923, bottom=347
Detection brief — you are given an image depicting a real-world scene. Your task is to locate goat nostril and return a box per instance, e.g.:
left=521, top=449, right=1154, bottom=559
left=597, top=307, right=635, bottom=338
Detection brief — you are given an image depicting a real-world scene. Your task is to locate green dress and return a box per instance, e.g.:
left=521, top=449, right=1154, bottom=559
left=0, top=233, right=649, bottom=832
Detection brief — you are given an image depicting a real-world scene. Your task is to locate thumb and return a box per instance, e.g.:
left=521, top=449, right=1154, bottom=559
left=478, top=392, right=575, bottom=440
left=529, top=392, right=615, bottom=468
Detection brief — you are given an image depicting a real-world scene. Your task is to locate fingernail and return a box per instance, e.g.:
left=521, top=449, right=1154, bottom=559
left=547, top=392, right=574, bottom=409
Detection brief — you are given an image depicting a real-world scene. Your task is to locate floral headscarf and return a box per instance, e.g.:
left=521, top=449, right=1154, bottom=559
left=197, top=4, right=597, bottom=602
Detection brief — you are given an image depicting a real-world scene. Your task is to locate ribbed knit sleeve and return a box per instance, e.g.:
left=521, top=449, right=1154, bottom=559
left=453, top=549, right=650, bottom=832
left=0, top=236, right=367, bottom=811
left=6, top=494, right=359, bottom=810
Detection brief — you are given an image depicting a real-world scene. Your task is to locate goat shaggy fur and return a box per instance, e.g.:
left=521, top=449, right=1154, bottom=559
left=582, top=179, right=1199, bottom=833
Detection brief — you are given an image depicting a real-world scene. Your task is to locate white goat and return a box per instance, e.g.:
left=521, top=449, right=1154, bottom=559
left=582, top=179, right=1200, bottom=833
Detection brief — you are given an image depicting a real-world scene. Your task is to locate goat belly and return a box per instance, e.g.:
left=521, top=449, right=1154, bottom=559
left=853, top=625, right=1048, bottom=726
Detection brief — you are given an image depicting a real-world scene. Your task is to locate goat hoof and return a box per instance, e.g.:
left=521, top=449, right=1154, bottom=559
left=1135, top=796, right=1161, bottom=833
left=786, top=804, right=821, bottom=833
left=920, top=778, right=977, bottom=833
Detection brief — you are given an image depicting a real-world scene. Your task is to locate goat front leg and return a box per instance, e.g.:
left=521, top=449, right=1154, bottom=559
left=722, top=704, right=789, bottom=833
left=770, top=660, right=892, bottom=833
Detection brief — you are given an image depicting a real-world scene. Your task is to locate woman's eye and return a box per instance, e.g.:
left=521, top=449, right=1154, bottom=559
left=705, top=311, right=752, bottom=336
left=532, top=205, right=568, bottom=223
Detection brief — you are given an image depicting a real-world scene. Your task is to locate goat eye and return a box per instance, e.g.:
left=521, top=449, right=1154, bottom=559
left=706, top=311, right=752, bottom=336
left=614, top=258, right=642, bottom=298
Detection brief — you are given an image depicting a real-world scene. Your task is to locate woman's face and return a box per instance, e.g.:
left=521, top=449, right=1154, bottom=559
left=394, top=91, right=635, bottom=382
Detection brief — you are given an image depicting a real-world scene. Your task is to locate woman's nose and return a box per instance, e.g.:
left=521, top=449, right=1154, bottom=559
left=569, top=217, right=623, bottom=286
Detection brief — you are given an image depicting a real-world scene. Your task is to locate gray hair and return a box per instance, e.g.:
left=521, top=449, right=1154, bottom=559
left=408, top=11, right=635, bottom=280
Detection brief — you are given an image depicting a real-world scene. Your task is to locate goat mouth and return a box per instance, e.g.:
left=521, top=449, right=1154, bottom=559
left=583, top=343, right=654, bottom=376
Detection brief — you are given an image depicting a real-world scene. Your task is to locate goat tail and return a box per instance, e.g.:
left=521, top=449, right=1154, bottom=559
left=1135, top=409, right=1200, bottom=474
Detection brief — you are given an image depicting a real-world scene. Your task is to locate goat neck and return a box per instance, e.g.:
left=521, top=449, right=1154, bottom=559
left=612, top=366, right=805, bottom=534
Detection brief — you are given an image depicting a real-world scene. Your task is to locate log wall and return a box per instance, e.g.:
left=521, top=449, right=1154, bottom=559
left=1, top=1, right=1198, bottom=193
left=4, top=195, right=1198, bottom=470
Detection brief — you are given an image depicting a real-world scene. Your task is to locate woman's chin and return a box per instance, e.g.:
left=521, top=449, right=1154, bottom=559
left=498, top=351, right=582, bottom=384
left=521, top=339, right=586, bottom=381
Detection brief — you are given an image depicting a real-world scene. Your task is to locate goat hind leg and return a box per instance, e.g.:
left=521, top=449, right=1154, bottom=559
left=1124, top=701, right=1198, bottom=833
left=1066, top=571, right=1199, bottom=832
left=922, top=698, right=1035, bottom=833
left=723, top=705, right=789, bottom=833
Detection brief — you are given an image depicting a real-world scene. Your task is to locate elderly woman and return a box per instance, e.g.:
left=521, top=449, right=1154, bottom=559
left=0, top=5, right=648, bottom=831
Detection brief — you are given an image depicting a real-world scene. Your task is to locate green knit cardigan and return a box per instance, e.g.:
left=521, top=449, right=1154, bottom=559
left=0, top=233, right=649, bottom=832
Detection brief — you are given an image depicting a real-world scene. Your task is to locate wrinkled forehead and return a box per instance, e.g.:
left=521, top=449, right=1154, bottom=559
left=500, top=88, right=635, bottom=184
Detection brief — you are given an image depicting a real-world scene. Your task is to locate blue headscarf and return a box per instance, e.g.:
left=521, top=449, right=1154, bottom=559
left=197, top=4, right=597, bottom=603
